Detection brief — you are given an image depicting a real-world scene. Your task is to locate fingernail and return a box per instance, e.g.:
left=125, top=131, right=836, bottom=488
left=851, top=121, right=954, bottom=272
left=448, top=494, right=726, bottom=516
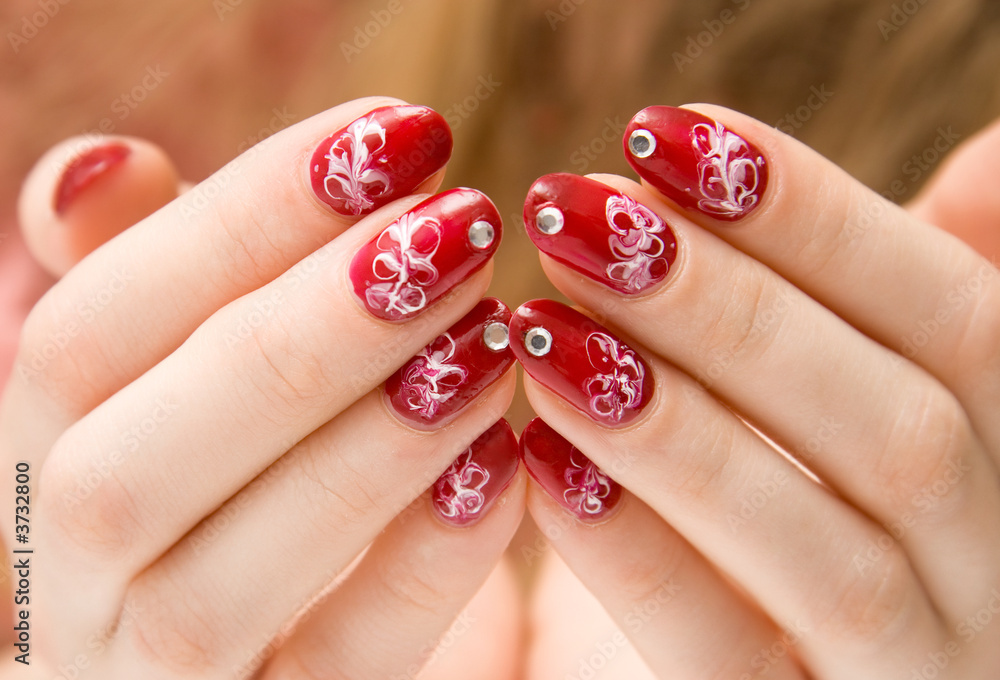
left=524, top=173, right=678, bottom=295
left=386, top=297, right=514, bottom=426
left=519, top=417, right=622, bottom=522
left=54, top=142, right=132, bottom=215
left=432, top=419, right=519, bottom=527
left=509, top=300, right=653, bottom=427
left=624, top=106, right=768, bottom=221
left=350, top=188, right=501, bottom=322
left=310, top=105, right=453, bottom=217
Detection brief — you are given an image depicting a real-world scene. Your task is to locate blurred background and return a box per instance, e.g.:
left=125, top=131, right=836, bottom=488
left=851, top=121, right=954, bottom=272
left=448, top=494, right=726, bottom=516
left=2, top=0, right=1000, bottom=428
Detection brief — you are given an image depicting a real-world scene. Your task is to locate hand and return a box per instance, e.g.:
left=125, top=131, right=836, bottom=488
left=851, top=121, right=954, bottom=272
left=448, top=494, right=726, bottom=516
left=0, top=97, right=524, bottom=679
left=513, top=106, right=1000, bottom=679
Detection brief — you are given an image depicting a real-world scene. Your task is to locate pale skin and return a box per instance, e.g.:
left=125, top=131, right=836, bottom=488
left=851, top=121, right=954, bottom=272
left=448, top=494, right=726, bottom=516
left=2, top=98, right=1000, bottom=679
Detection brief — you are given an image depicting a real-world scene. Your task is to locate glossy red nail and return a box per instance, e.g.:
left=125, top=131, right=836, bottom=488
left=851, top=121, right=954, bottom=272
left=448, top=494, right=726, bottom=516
left=310, top=105, right=453, bottom=217
left=524, top=173, right=678, bottom=295
left=350, top=188, right=502, bottom=321
left=624, top=106, right=768, bottom=221
left=520, top=417, right=622, bottom=522
left=54, top=142, right=132, bottom=215
left=432, top=419, right=519, bottom=527
left=386, top=297, right=514, bottom=426
left=510, top=300, right=653, bottom=426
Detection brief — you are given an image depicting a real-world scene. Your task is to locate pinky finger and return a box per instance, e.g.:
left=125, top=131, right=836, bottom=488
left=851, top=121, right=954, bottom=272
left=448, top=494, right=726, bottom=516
left=261, top=421, right=526, bottom=680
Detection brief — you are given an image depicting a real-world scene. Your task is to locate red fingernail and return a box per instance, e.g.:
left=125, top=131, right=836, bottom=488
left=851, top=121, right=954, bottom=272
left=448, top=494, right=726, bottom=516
left=509, top=300, right=653, bottom=427
left=519, top=417, right=622, bottom=522
left=386, top=297, right=514, bottom=426
left=54, top=142, right=132, bottom=215
left=524, top=173, right=678, bottom=295
left=310, top=105, right=453, bottom=217
left=350, top=188, right=502, bottom=322
left=624, top=106, right=768, bottom=221
left=432, top=419, right=519, bottom=527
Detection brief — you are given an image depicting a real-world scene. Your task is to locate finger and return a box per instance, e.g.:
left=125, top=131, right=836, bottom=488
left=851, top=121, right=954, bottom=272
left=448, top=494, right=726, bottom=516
left=908, top=116, right=1000, bottom=260
left=18, top=136, right=180, bottom=277
left=511, top=300, right=947, bottom=679
left=8, top=98, right=452, bottom=450
left=520, top=418, right=806, bottom=680
left=526, top=551, right=657, bottom=680
left=521, top=174, right=1000, bottom=619
left=260, top=425, right=524, bottom=680
left=106, top=414, right=518, bottom=679
left=621, top=105, right=1000, bottom=458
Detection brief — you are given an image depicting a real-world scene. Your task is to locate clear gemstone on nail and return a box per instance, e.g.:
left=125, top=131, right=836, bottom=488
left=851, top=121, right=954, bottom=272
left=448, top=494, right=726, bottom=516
left=483, top=322, right=510, bottom=351
left=524, top=327, right=553, bottom=357
left=468, top=220, right=496, bottom=250
left=628, top=129, right=656, bottom=158
left=535, top=206, right=564, bottom=235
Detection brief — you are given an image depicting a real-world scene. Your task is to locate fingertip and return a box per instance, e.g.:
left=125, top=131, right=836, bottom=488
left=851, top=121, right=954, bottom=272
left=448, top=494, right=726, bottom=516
left=19, top=136, right=181, bottom=277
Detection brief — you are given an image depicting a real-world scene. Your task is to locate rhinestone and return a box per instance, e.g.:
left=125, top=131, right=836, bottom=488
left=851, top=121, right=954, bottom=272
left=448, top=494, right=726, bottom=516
left=628, top=129, right=656, bottom=158
left=524, top=327, right=553, bottom=357
left=468, top=220, right=495, bottom=250
left=535, top=206, right=564, bottom=235
left=483, top=322, right=510, bottom=351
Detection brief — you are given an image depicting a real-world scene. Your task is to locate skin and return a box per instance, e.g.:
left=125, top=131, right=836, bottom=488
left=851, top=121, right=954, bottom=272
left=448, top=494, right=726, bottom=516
left=2, top=99, right=1000, bottom=678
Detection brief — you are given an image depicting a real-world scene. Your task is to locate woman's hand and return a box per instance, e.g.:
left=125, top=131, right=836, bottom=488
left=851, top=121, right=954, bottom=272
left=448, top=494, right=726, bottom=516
left=0, top=97, right=524, bottom=680
left=514, top=106, right=1000, bottom=679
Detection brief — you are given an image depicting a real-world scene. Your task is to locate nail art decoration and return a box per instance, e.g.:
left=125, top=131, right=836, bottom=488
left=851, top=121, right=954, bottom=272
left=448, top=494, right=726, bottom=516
left=432, top=419, right=519, bottom=527
left=54, top=142, right=132, bottom=215
left=524, top=174, right=677, bottom=295
left=350, top=188, right=502, bottom=322
left=310, top=105, right=453, bottom=217
left=624, top=106, right=767, bottom=222
left=386, top=298, right=514, bottom=425
left=509, top=300, right=653, bottom=427
left=519, top=417, right=622, bottom=522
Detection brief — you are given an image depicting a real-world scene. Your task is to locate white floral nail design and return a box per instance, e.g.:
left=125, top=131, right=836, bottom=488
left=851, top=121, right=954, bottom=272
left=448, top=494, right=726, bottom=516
left=434, top=449, right=490, bottom=521
left=584, top=332, right=645, bottom=423
left=366, top=212, right=442, bottom=318
left=323, top=115, right=390, bottom=215
left=692, top=121, right=764, bottom=217
left=400, top=333, right=469, bottom=419
left=605, top=194, right=670, bottom=292
left=563, top=449, right=612, bottom=515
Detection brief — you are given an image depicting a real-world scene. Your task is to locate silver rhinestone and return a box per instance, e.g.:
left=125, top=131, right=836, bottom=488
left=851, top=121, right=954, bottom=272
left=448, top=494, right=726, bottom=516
left=535, top=206, right=564, bottom=235
left=524, top=327, right=553, bottom=357
left=628, top=129, right=656, bottom=158
left=483, top=322, right=509, bottom=351
left=468, top=220, right=496, bottom=250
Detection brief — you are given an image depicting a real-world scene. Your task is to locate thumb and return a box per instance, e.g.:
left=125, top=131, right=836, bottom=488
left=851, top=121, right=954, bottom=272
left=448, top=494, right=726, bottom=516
left=17, top=136, right=180, bottom=277
left=908, top=117, right=1000, bottom=261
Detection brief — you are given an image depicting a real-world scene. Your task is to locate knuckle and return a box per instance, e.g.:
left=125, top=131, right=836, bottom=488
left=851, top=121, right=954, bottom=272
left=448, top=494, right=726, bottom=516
left=292, top=445, right=382, bottom=532
left=212, top=204, right=288, bottom=290
left=375, top=557, right=449, bottom=616
left=126, top=576, right=223, bottom=675
left=810, top=547, right=915, bottom=646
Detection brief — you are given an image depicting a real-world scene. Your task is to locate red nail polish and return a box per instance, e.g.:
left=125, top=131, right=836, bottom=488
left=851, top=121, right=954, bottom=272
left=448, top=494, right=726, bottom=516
left=350, top=188, right=502, bottom=322
left=310, top=105, right=453, bottom=217
left=524, top=173, right=678, bottom=295
left=386, top=297, right=514, bottom=426
left=510, top=300, right=653, bottom=427
left=432, top=419, right=519, bottom=527
left=520, top=417, right=622, bottom=522
left=54, top=142, right=132, bottom=215
left=624, top=106, right=768, bottom=221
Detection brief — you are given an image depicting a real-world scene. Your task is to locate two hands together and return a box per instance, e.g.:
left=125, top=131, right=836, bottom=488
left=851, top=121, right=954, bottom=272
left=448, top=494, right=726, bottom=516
left=2, top=96, right=1000, bottom=679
